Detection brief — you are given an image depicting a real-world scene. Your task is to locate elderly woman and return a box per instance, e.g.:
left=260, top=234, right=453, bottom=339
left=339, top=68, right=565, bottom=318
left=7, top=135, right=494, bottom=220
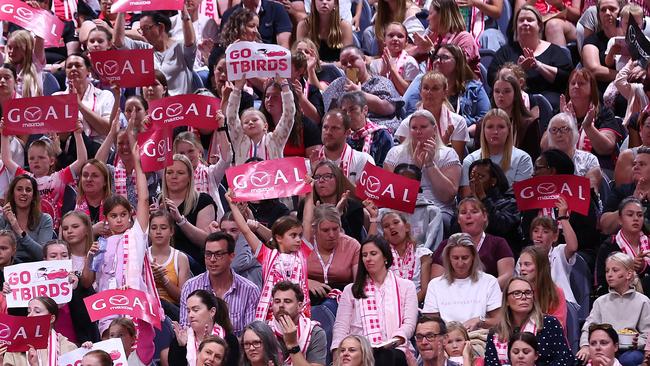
left=484, top=277, right=575, bottom=366
left=488, top=5, right=573, bottom=110
left=322, top=45, right=404, bottom=133
left=384, top=109, right=461, bottom=232
left=545, top=112, right=603, bottom=190
left=303, top=203, right=360, bottom=302
left=332, top=235, right=418, bottom=366
left=424, top=233, right=502, bottom=331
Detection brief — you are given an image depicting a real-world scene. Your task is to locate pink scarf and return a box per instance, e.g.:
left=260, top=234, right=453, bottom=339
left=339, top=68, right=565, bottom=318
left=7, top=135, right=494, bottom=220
left=75, top=198, right=104, bottom=223
left=351, top=121, right=387, bottom=154
left=493, top=318, right=537, bottom=364
left=44, top=329, right=58, bottom=366
left=390, top=242, right=416, bottom=281
left=318, top=144, right=354, bottom=177
left=194, top=162, right=210, bottom=193
left=359, top=271, right=401, bottom=346
left=269, top=315, right=317, bottom=365
left=114, top=160, right=130, bottom=198
left=256, top=249, right=311, bottom=321
left=615, top=230, right=650, bottom=268
left=186, top=324, right=225, bottom=366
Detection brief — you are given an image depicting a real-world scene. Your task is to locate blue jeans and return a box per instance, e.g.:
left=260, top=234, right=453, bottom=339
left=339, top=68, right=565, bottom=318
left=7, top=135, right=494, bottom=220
left=618, top=349, right=644, bottom=366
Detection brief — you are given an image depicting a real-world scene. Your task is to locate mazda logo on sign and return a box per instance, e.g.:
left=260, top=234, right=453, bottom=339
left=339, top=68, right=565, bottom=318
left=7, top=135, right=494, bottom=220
left=537, top=182, right=557, bottom=195
left=166, top=103, right=183, bottom=117
left=15, top=7, right=34, bottom=21
left=0, top=323, right=10, bottom=338
left=250, top=172, right=270, bottom=187
left=103, top=60, right=119, bottom=76
left=23, top=107, right=42, bottom=122
left=365, top=175, right=381, bottom=193
left=108, top=295, right=130, bottom=306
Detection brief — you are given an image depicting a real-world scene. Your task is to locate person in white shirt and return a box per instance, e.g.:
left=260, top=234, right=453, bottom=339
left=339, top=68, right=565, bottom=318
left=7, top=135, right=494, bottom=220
left=314, top=109, right=375, bottom=185
left=423, top=233, right=501, bottom=331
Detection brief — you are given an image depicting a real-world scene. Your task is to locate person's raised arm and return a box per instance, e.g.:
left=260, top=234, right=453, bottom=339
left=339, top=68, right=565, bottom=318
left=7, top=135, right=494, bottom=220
left=113, top=12, right=126, bottom=48
left=180, top=5, right=196, bottom=47
left=69, top=120, right=88, bottom=176
left=225, top=190, right=263, bottom=254
left=127, top=117, right=150, bottom=229
left=33, top=35, right=46, bottom=68
left=302, top=190, right=315, bottom=241
left=556, top=196, right=579, bottom=261
left=0, top=121, right=19, bottom=175
left=95, top=113, right=120, bottom=164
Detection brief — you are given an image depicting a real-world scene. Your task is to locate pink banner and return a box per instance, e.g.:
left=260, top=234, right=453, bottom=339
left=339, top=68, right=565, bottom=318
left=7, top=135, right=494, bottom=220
left=110, top=0, right=183, bottom=12
left=0, top=0, right=64, bottom=46
left=0, top=314, right=51, bottom=351
left=226, top=157, right=311, bottom=201
left=149, top=95, right=220, bottom=130
left=512, top=175, right=591, bottom=216
left=2, top=94, right=78, bottom=135
left=355, top=162, right=420, bottom=213
left=90, top=49, right=155, bottom=88
left=138, top=127, right=173, bottom=173
left=84, top=289, right=162, bottom=329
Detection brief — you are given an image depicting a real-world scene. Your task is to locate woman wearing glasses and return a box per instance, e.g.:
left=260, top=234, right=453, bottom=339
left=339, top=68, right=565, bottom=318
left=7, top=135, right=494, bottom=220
left=148, top=210, right=191, bottom=322
left=545, top=112, right=602, bottom=190
left=240, top=321, right=282, bottom=366
left=332, top=235, right=418, bottom=366
left=424, top=233, right=502, bottom=331
left=484, top=277, right=574, bottom=366
left=169, top=290, right=240, bottom=366
left=579, top=252, right=650, bottom=366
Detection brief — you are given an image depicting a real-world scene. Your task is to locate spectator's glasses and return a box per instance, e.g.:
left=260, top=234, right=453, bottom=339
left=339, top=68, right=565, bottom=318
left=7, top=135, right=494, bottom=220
left=507, top=290, right=534, bottom=299
left=313, top=173, right=335, bottom=182
left=243, top=340, right=263, bottom=349
left=588, top=323, right=614, bottom=332
left=533, top=163, right=550, bottom=171
left=415, top=333, right=443, bottom=342
left=205, top=250, right=229, bottom=260
left=549, top=126, right=571, bottom=135
left=138, top=24, right=158, bottom=34
left=430, top=54, right=453, bottom=63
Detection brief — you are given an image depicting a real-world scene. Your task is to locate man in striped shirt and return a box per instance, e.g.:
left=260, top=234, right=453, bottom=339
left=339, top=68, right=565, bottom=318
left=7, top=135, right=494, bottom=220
left=180, top=231, right=260, bottom=335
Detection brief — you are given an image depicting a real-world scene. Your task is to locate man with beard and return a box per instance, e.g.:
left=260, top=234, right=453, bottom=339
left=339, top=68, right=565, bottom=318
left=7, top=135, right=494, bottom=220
left=415, top=315, right=463, bottom=366
left=269, top=281, right=327, bottom=366
left=314, top=109, right=374, bottom=185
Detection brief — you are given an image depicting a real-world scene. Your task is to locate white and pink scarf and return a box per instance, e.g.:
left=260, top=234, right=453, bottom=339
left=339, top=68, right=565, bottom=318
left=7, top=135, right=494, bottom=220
left=351, top=121, right=387, bottom=154
left=43, top=329, right=58, bottom=366
left=255, top=250, right=310, bottom=321
left=114, top=160, right=130, bottom=198
left=186, top=324, right=226, bottom=366
left=194, top=162, right=210, bottom=193
left=318, top=144, right=354, bottom=178
left=358, top=271, right=402, bottom=346
left=493, top=318, right=537, bottom=364
left=615, top=230, right=650, bottom=268
left=390, top=242, right=416, bottom=281
left=75, top=198, right=104, bottom=223
left=269, top=315, right=317, bottom=365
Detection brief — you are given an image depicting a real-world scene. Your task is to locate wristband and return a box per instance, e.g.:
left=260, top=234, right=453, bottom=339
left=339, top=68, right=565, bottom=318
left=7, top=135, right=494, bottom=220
left=177, top=216, right=188, bottom=226
left=217, top=126, right=228, bottom=132
left=247, top=219, right=260, bottom=231
left=369, top=217, right=379, bottom=223
left=557, top=215, right=570, bottom=221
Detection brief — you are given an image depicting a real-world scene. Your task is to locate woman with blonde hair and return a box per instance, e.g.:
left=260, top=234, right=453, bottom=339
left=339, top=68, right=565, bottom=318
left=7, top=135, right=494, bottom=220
left=423, top=233, right=502, bottom=331
left=484, top=277, right=574, bottom=366
left=60, top=211, right=94, bottom=275
left=461, top=108, right=533, bottom=197
left=384, top=109, right=461, bottom=231
left=4, top=29, right=45, bottom=98
left=75, top=159, right=113, bottom=238
left=160, top=154, right=217, bottom=274
left=292, top=39, right=341, bottom=90
left=296, top=0, right=353, bottom=62
left=334, top=335, right=375, bottom=366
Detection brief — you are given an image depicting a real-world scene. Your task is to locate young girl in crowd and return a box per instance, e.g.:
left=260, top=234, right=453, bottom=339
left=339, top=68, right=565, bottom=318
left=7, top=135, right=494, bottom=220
left=85, top=26, right=114, bottom=52
left=577, top=253, right=650, bottom=366
left=148, top=210, right=191, bottom=321
left=226, top=192, right=311, bottom=321
left=444, top=322, right=474, bottom=366
left=367, top=208, right=432, bottom=302
left=5, top=29, right=45, bottom=98
left=528, top=197, right=579, bottom=306
left=296, top=0, right=354, bottom=62
left=369, top=22, right=420, bottom=95
left=107, top=317, right=155, bottom=366
left=226, top=76, right=295, bottom=165
left=1, top=120, right=87, bottom=231
left=1, top=296, right=77, bottom=365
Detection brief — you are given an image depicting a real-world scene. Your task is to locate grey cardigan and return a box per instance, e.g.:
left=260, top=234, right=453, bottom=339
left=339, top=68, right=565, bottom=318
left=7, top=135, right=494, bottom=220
left=0, top=213, right=53, bottom=263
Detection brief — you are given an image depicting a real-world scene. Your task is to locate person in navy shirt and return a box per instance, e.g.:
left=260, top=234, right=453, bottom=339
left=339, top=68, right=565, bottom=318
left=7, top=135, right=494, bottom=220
left=220, top=0, right=292, bottom=48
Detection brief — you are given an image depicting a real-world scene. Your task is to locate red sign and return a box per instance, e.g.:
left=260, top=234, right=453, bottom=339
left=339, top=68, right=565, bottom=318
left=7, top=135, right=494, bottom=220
left=138, top=127, right=173, bottom=173
left=84, top=289, right=162, bottom=329
left=2, top=94, right=78, bottom=135
left=355, top=163, right=420, bottom=213
left=0, top=0, right=64, bottom=47
left=90, top=49, right=155, bottom=88
left=512, top=175, right=591, bottom=216
left=110, top=0, right=183, bottom=12
left=226, top=157, right=312, bottom=201
left=0, top=314, right=51, bottom=351
left=149, top=95, right=220, bottom=130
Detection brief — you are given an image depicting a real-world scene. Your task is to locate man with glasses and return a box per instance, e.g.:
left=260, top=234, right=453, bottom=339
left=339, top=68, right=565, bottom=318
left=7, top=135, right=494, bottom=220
left=314, top=109, right=375, bottom=184
left=179, top=231, right=260, bottom=335
left=415, top=315, right=461, bottom=366
left=340, top=91, right=394, bottom=167
left=268, top=281, right=327, bottom=366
